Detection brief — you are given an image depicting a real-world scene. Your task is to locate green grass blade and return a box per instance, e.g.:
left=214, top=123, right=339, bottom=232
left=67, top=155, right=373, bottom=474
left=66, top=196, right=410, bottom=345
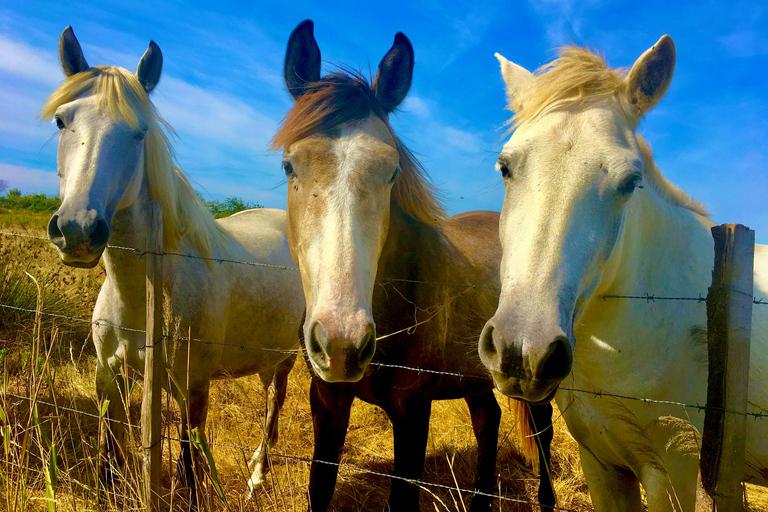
left=45, top=444, right=57, bottom=512
left=189, top=428, right=226, bottom=504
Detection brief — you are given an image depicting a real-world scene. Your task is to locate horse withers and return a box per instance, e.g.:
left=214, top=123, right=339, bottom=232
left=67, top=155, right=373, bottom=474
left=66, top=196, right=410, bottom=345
left=43, top=27, right=305, bottom=503
left=273, top=20, right=555, bottom=512
left=481, top=36, right=768, bottom=510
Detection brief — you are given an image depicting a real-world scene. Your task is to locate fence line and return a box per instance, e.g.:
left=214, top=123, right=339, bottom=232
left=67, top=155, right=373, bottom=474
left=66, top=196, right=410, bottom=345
left=3, top=393, right=578, bottom=512
left=8, top=230, right=768, bottom=302
left=5, top=300, right=768, bottom=421
left=3, top=225, right=768, bottom=508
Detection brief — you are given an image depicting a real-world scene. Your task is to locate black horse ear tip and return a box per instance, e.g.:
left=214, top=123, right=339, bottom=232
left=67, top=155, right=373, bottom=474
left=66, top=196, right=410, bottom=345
left=297, top=19, right=314, bottom=32
left=393, top=32, right=410, bottom=45
left=148, top=40, right=162, bottom=53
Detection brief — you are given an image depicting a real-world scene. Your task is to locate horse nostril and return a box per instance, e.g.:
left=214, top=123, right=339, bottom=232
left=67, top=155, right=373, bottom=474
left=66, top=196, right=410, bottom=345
left=479, top=322, right=498, bottom=358
left=356, top=330, right=376, bottom=369
left=89, top=218, right=110, bottom=248
left=539, top=336, right=572, bottom=381
left=307, top=321, right=329, bottom=361
left=48, top=214, right=65, bottom=246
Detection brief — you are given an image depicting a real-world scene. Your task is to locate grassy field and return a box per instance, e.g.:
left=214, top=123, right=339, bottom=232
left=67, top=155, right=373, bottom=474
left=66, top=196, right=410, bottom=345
left=1, top=209, right=766, bottom=511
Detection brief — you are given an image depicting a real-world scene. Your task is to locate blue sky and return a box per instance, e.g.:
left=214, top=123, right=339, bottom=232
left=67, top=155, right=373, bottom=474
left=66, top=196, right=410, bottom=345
left=1, top=1, right=767, bottom=241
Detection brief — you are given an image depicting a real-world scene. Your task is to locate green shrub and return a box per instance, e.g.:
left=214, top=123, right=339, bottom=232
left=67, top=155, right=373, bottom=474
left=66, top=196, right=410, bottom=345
left=0, top=190, right=61, bottom=212
left=201, top=196, right=263, bottom=219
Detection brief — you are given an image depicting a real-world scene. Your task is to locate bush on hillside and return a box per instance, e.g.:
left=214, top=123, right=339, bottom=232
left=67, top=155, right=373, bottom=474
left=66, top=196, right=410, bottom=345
left=0, top=190, right=61, bottom=212
left=201, top=196, right=263, bottom=218
left=0, top=190, right=262, bottom=219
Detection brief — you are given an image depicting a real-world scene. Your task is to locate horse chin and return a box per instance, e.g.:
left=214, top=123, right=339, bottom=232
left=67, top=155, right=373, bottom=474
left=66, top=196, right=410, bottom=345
left=60, top=253, right=103, bottom=269
left=307, top=357, right=366, bottom=384
left=490, top=371, right=560, bottom=404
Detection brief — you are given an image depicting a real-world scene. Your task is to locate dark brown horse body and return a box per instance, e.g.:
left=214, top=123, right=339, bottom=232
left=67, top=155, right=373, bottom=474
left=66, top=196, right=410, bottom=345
left=276, top=20, right=555, bottom=512
left=307, top=206, right=507, bottom=511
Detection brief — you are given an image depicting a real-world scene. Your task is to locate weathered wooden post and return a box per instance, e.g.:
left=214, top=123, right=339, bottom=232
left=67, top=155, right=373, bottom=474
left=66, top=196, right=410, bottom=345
left=142, top=202, right=163, bottom=511
left=700, top=224, right=754, bottom=511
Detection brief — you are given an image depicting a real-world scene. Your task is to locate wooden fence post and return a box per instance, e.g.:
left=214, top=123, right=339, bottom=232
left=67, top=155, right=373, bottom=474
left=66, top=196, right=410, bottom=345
left=142, top=202, right=163, bottom=512
left=700, top=224, right=754, bottom=511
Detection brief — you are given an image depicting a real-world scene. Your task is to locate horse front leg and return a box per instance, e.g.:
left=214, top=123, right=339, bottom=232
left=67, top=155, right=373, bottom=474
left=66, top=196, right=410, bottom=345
left=387, top=400, right=432, bottom=512
left=174, top=377, right=211, bottom=510
left=529, top=402, right=556, bottom=511
left=307, top=378, right=354, bottom=512
left=95, top=361, right=129, bottom=490
left=247, top=354, right=297, bottom=495
left=465, top=391, right=501, bottom=512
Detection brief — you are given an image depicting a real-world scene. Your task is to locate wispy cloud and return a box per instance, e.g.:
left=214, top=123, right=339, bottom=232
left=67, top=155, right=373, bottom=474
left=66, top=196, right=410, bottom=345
left=717, top=30, right=768, bottom=58
left=153, top=76, right=278, bottom=153
left=0, top=164, right=59, bottom=196
left=0, top=34, right=61, bottom=87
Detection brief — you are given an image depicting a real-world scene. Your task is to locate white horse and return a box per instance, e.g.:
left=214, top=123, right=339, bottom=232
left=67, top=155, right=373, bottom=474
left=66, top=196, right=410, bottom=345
left=42, top=27, right=304, bottom=499
left=478, top=36, right=768, bottom=510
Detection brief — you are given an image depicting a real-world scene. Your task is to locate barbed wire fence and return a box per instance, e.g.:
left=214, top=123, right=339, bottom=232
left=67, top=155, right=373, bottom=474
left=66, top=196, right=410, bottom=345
left=1, top=222, right=766, bottom=511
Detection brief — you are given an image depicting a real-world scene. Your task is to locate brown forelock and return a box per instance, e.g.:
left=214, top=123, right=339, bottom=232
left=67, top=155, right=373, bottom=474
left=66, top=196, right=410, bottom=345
left=272, top=73, right=445, bottom=224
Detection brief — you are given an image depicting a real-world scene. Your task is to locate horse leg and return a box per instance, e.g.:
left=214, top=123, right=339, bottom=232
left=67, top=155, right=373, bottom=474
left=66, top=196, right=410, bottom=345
left=387, top=400, right=432, bottom=512
left=174, top=377, right=211, bottom=510
left=637, top=418, right=700, bottom=512
left=464, top=391, right=501, bottom=512
left=579, top=444, right=643, bottom=512
left=247, top=354, right=297, bottom=495
left=307, top=379, right=354, bottom=512
left=529, top=402, right=556, bottom=511
left=95, top=361, right=128, bottom=489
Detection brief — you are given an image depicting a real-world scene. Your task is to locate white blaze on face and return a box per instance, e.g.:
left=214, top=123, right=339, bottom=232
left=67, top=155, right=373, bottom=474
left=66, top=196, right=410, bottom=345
left=285, top=115, right=400, bottom=380
left=50, top=94, right=146, bottom=264
left=497, top=103, right=643, bottom=319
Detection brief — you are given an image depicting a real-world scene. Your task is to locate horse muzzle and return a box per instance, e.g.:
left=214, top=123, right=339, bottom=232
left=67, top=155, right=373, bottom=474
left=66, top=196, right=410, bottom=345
left=48, top=210, right=110, bottom=268
left=304, top=316, right=376, bottom=383
left=478, top=316, right=573, bottom=402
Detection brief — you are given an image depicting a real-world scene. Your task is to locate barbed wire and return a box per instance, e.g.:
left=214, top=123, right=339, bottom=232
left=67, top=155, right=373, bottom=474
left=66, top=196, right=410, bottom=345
left=601, top=292, right=768, bottom=305
left=4, top=393, right=574, bottom=511
left=5, top=230, right=768, bottom=304
left=0, top=231, right=492, bottom=290
left=3, top=302, right=768, bottom=418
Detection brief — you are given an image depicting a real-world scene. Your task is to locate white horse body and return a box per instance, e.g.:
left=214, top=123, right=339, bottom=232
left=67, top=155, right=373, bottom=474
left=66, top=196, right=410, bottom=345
left=482, top=35, right=768, bottom=510
left=44, top=27, right=304, bottom=496
left=558, top=177, right=768, bottom=502
left=94, top=204, right=302, bottom=382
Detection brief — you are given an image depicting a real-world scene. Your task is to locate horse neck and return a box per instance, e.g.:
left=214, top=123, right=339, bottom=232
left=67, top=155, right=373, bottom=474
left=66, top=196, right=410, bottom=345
left=101, top=185, right=153, bottom=305
left=592, top=183, right=715, bottom=307
left=379, top=203, right=435, bottom=278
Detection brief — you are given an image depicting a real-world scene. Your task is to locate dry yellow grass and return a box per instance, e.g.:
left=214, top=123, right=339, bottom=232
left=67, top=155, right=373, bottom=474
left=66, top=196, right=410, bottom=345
left=1, top=212, right=767, bottom=511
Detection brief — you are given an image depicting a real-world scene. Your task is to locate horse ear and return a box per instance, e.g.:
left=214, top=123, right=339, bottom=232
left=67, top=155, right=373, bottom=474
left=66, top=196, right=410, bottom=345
left=284, top=19, right=321, bottom=100
left=136, top=41, right=163, bottom=93
left=625, top=35, right=675, bottom=117
left=495, top=53, right=533, bottom=109
left=372, top=33, right=414, bottom=113
left=59, top=26, right=90, bottom=77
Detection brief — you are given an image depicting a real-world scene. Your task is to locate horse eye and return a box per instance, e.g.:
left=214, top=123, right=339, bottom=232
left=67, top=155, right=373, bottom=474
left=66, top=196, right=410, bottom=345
left=618, top=174, right=642, bottom=195
left=55, top=117, right=65, bottom=130
left=282, top=161, right=295, bottom=177
left=498, top=163, right=511, bottom=178
left=390, top=166, right=402, bottom=183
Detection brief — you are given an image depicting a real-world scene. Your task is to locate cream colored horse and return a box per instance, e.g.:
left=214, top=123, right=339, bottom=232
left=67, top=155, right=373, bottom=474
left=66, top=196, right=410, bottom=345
left=479, top=36, right=768, bottom=510
left=43, top=27, right=304, bottom=500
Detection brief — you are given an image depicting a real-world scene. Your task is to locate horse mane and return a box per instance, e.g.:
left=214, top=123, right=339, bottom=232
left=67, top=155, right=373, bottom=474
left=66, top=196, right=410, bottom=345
left=507, top=45, right=708, bottom=217
left=271, top=73, right=445, bottom=224
left=40, top=66, right=228, bottom=257
left=507, top=45, right=631, bottom=130
left=637, top=135, right=709, bottom=217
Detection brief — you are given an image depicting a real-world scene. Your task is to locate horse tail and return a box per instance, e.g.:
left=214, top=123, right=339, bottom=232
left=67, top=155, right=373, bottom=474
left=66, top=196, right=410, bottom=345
left=509, top=398, right=538, bottom=469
